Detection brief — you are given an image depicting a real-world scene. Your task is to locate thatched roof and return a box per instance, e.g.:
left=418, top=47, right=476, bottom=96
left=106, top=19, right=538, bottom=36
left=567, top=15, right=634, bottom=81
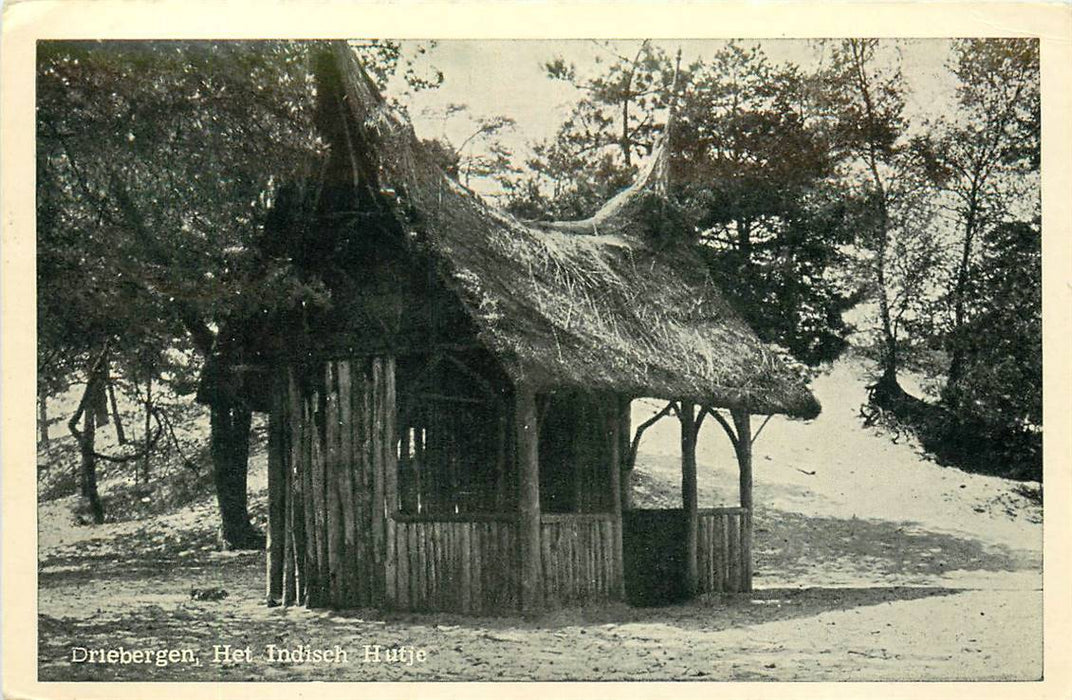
left=323, top=43, right=820, bottom=419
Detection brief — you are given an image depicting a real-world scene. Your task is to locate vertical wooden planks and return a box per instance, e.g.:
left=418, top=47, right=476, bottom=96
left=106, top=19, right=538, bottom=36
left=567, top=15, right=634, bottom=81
left=355, top=362, right=373, bottom=608
left=287, top=369, right=306, bottom=606
left=460, top=524, right=472, bottom=613
left=272, top=357, right=407, bottom=612
left=317, top=386, right=331, bottom=606
left=706, top=516, right=715, bottom=593
left=281, top=369, right=297, bottom=606
left=371, top=516, right=522, bottom=614
left=266, top=375, right=285, bottom=604
left=472, top=523, right=483, bottom=614
left=408, top=518, right=419, bottom=608
left=336, top=361, right=357, bottom=608
left=430, top=521, right=440, bottom=610
left=718, top=512, right=729, bottom=594
left=396, top=521, right=410, bottom=610
left=282, top=428, right=296, bottom=605
left=324, top=362, right=342, bottom=605
left=301, top=395, right=319, bottom=606
left=728, top=513, right=741, bottom=593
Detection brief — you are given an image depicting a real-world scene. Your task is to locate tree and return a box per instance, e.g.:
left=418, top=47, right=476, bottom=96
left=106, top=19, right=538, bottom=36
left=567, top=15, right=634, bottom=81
left=505, top=41, right=676, bottom=219
left=919, top=39, right=1040, bottom=396
left=948, top=219, right=1041, bottom=432
left=36, top=40, right=439, bottom=541
left=672, top=43, right=855, bottom=365
left=822, top=39, right=943, bottom=397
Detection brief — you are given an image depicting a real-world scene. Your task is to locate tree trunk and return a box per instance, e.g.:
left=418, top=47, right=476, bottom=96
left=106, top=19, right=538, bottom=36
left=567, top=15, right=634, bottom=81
left=946, top=183, right=981, bottom=397
left=79, top=394, right=104, bottom=524
left=105, top=363, right=126, bottom=445
left=849, top=39, right=902, bottom=394
left=38, top=390, right=49, bottom=445
left=211, top=402, right=262, bottom=550
left=142, top=374, right=152, bottom=484
left=874, top=220, right=899, bottom=388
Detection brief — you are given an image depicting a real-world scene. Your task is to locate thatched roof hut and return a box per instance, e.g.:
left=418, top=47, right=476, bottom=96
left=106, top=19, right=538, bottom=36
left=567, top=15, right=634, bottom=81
left=315, top=42, right=819, bottom=420
left=256, top=42, right=821, bottom=615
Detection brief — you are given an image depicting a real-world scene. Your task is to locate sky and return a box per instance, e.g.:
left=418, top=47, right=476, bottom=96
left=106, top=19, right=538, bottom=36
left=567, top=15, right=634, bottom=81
left=385, top=39, right=958, bottom=194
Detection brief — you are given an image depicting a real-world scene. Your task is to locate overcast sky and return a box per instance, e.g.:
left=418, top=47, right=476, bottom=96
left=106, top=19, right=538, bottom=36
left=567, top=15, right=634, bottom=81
left=385, top=39, right=957, bottom=192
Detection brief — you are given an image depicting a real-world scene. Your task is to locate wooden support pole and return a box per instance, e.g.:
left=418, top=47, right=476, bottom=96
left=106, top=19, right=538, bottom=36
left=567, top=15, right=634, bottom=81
left=607, top=397, right=624, bottom=599
left=731, top=408, right=753, bottom=592
left=679, top=401, right=699, bottom=598
left=516, top=386, right=543, bottom=613
left=618, top=395, right=632, bottom=511
left=731, top=409, right=753, bottom=512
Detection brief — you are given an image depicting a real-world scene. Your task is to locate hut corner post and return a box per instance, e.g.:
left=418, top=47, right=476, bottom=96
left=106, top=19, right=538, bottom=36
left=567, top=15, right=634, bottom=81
left=618, top=395, right=633, bottom=511
left=607, top=398, right=625, bottom=600
left=680, top=401, right=699, bottom=598
left=730, top=408, right=753, bottom=592
left=516, top=386, right=543, bottom=612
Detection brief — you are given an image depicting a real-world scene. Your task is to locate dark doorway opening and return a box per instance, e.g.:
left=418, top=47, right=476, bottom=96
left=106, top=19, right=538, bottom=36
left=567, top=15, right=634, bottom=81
left=622, top=508, right=688, bottom=606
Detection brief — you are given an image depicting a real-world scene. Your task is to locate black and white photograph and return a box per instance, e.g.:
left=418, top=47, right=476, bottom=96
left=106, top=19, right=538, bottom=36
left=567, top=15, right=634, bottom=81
left=3, top=3, right=1070, bottom=695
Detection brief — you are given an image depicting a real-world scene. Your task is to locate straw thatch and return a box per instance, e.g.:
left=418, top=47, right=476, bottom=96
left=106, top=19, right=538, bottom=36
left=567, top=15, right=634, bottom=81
left=320, top=43, right=819, bottom=419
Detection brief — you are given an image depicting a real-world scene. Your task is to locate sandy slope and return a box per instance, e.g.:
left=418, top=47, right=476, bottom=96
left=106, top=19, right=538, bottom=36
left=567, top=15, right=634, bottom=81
left=34, top=357, right=1043, bottom=681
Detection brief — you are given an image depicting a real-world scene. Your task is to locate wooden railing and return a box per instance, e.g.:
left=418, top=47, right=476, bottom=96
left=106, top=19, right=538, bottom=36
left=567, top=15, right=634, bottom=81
left=388, top=516, right=520, bottom=614
left=388, top=512, right=625, bottom=613
left=540, top=513, right=622, bottom=607
left=696, top=507, right=752, bottom=594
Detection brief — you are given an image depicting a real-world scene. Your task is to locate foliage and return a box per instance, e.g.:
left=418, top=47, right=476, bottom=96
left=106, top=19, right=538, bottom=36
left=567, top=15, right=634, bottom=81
left=842, top=39, right=1041, bottom=480
left=944, top=220, right=1041, bottom=432
left=819, top=39, right=944, bottom=383
left=36, top=40, right=440, bottom=529
left=916, top=39, right=1040, bottom=395
left=504, top=41, right=676, bottom=220
left=672, top=43, right=856, bottom=365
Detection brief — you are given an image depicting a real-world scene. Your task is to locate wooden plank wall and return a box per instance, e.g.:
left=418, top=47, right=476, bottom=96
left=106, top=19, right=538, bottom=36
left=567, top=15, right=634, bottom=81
left=389, top=517, right=520, bottom=614
left=268, top=357, right=396, bottom=610
left=696, top=507, right=752, bottom=594
left=539, top=514, right=621, bottom=608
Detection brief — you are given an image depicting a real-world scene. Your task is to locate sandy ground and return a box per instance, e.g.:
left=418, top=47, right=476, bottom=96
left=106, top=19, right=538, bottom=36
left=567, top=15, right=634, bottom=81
left=35, top=359, right=1043, bottom=681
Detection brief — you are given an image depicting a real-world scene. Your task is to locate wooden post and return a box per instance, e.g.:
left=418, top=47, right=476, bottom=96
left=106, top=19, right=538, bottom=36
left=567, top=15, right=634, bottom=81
left=495, top=406, right=508, bottom=511
left=731, top=409, right=753, bottom=591
left=516, top=386, right=542, bottom=613
left=731, top=409, right=753, bottom=511
left=266, top=378, right=285, bottom=605
left=679, top=401, right=699, bottom=598
left=607, top=397, right=624, bottom=599
left=618, top=396, right=632, bottom=511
